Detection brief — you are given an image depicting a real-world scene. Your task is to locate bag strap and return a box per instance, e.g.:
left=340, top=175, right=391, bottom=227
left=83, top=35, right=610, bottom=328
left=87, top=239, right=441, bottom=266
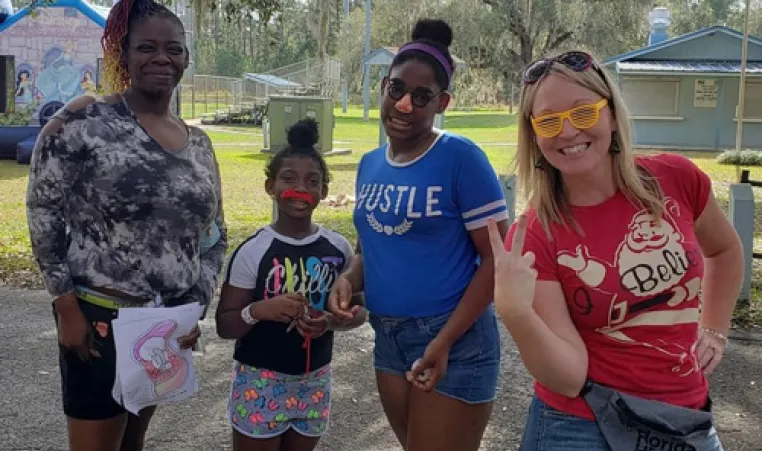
left=579, top=379, right=595, bottom=398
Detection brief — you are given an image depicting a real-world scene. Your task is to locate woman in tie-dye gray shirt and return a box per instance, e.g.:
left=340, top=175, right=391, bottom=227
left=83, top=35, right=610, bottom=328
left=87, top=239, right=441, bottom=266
left=27, top=1, right=227, bottom=449
left=26, top=93, right=228, bottom=445
left=27, top=97, right=226, bottom=309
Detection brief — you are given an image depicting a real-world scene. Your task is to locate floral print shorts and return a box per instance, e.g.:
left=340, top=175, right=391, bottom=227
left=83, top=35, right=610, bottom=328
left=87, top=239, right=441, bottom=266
left=227, top=361, right=331, bottom=438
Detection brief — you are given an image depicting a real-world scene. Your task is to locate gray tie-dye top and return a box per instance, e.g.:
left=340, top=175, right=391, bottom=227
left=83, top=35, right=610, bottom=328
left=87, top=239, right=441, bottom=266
left=26, top=98, right=227, bottom=312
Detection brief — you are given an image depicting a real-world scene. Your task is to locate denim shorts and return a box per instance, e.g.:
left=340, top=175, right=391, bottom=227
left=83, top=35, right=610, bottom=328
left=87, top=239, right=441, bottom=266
left=368, top=304, right=500, bottom=404
left=519, top=396, right=724, bottom=451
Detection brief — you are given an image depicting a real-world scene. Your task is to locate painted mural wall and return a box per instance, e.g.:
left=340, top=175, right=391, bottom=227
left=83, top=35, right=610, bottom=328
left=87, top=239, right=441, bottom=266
left=0, top=6, right=102, bottom=118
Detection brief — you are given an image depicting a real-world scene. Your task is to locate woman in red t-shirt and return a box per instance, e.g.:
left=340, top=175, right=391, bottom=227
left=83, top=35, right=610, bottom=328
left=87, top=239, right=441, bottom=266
left=490, top=50, right=743, bottom=450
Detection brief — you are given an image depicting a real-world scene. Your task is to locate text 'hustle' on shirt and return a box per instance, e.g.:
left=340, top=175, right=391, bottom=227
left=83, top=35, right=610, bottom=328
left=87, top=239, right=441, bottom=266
left=354, top=132, right=508, bottom=317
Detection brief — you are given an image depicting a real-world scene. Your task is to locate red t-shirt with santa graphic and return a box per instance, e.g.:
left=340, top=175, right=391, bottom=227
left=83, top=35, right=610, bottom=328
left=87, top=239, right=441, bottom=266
left=506, top=153, right=712, bottom=421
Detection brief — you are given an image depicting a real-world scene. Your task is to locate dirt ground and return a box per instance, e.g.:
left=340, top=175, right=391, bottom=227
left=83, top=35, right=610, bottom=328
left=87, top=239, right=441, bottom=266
left=0, top=287, right=759, bottom=450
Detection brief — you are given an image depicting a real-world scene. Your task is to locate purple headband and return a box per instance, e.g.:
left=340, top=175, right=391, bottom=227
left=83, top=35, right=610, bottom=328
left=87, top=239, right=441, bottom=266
left=396, top=42, right=453, bottom=84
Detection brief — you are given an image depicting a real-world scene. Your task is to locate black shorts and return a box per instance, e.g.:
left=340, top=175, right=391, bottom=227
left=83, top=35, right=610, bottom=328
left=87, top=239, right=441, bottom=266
left=53, top=298, right=126, bottom=420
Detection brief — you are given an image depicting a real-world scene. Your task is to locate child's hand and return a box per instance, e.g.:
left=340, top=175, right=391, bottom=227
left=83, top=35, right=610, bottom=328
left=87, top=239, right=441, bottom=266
left=251, top=294, right=308, bottom=324
left=296, top=310, right=329, bottom=338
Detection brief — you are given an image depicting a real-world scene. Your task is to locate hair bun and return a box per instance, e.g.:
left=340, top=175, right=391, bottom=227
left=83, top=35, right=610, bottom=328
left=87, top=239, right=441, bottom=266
left=287, top=118, right=319, bottom=149
left=412, top=19, right=452, bottom=48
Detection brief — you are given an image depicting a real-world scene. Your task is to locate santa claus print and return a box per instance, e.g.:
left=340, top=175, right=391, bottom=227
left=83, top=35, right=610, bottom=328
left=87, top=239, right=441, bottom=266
left=556, top=198, right=703, bottom=376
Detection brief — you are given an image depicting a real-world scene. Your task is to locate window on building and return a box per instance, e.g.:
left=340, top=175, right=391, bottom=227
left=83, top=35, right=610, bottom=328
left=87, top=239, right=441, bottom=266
left=621, top=77, right=680, bottom=117
left=742, top=81, right=762, bottom=120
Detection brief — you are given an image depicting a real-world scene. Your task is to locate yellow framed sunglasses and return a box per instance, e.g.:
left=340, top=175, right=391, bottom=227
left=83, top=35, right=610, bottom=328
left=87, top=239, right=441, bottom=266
left=530, top=98, right=609, bottom=138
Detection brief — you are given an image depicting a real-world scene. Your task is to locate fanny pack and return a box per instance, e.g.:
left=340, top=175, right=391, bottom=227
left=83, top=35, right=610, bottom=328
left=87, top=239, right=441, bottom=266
left=75, top=286, right=162, bottom=310
left=580, top=381, right=716, bottom=451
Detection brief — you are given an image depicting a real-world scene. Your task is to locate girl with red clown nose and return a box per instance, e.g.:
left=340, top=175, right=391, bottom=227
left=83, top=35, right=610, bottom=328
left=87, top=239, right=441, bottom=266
left=216, top=118, right=368, bottom=451
left=328, top=18, right=509, bottom=451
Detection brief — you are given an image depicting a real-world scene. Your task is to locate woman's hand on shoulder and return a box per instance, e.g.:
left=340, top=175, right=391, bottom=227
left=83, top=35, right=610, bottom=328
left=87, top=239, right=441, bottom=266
left=64, top=95, right=99, bottom=111
left=40, top=95, right=97, bottom=136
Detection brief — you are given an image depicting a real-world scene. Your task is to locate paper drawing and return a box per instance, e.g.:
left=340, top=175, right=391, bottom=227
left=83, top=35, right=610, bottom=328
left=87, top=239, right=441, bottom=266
left=111, top=302, right=203, bottom=415
left=132, top=319, right=188, bottom=397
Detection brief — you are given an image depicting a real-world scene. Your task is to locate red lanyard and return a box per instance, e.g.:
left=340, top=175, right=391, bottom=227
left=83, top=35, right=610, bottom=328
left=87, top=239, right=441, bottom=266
left=302, top=334, right=312, bottom=374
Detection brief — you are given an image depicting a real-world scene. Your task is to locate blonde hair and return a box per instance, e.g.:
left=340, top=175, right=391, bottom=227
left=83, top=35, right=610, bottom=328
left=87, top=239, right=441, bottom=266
left=514, top=51, right=664, bottom=236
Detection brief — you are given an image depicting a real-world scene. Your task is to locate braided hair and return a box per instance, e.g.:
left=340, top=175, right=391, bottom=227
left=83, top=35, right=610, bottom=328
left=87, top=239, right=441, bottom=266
left=101, top=0, right=185, bottom=94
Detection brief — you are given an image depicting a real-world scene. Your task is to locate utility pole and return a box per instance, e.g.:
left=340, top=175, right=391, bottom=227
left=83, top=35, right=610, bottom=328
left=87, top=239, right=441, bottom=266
left=735, top=0, right=752, bottom=154
left=341, top=0, right=350, bottom=112
left=362, top=0, right=371, bottom=121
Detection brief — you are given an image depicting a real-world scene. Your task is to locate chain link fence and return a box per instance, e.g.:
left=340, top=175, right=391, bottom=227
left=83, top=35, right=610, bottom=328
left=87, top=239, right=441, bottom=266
left=178, top=58, right=342, bottom=120
left=179, top=75, right=253, bottom=119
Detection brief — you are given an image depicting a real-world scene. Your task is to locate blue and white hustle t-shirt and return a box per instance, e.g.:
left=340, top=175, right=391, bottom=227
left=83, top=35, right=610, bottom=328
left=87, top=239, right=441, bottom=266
left=354, top=132, right=508, bottom=317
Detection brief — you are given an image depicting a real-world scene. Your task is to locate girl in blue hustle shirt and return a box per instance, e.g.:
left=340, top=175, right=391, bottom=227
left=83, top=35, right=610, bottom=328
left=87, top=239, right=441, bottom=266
left=327, top=19, right=509, bottom=451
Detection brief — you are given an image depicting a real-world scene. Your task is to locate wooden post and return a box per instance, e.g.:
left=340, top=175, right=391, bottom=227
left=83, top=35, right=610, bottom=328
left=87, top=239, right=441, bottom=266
left=378, top=65, right=388, bottom=147
left=729, top=182, right=753, bottom=304
left=499, top=174, right=517, bottom=225
left=735, top=0, right=752, bottom=152
left=342, top=0, right=350, bottom=113
left=362, top=0, right=371, bottom=121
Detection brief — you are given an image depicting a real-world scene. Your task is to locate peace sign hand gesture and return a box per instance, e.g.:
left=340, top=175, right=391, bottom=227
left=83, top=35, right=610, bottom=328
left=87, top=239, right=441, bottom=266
left=487, top=216, right=538, bottom=319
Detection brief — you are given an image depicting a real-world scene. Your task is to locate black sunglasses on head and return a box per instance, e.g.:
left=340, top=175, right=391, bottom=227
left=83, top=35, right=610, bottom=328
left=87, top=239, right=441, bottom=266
left=522, top=51, right=595, bottom=85
left=384, top=77, right=446, bottom=108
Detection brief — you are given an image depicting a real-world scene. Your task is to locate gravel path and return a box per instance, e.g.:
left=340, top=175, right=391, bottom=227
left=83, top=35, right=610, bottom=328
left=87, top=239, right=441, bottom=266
left=0, top=286, right=759, bottom=450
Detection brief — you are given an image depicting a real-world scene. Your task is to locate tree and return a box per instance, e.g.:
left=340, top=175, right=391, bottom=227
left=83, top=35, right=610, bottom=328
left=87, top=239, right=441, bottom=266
left=197, top=0, right=280, bottom=23
left=194, top=0, right=317, bottom=75
left=567, top=0, right=653, bottom=58
left=307, top=0, right=334, bottom=63
left=480, top=0, right=655, bottom=70
left=662, top=0, right=741, bottom=35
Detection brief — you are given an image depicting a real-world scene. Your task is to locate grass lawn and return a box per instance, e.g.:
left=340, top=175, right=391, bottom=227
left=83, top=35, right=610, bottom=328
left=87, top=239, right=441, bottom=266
left=1, top=106, right=759, bottom=322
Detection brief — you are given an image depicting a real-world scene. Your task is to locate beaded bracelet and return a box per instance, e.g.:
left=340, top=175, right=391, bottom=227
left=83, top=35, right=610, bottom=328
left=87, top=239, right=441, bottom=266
left=701, top=327, right=729, bottom=345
